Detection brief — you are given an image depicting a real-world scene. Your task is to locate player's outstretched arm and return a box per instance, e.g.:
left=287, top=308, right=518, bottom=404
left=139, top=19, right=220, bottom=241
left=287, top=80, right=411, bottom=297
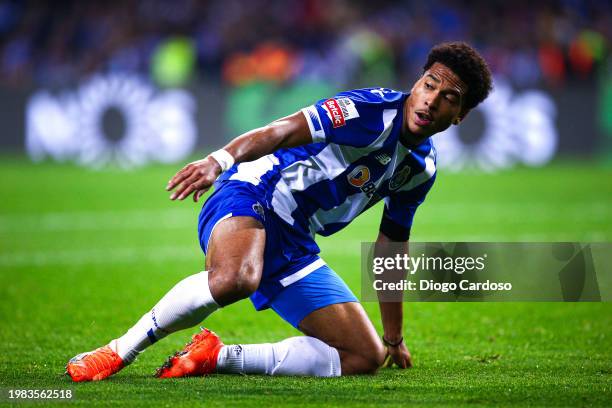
left=375, top=231, right=413, bottom=369
left=166, top=111, right=312, bottom=201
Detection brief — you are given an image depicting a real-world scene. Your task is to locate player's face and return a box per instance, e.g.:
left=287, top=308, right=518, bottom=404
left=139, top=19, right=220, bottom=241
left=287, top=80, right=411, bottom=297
left=406, top=62, right=468, bottom=138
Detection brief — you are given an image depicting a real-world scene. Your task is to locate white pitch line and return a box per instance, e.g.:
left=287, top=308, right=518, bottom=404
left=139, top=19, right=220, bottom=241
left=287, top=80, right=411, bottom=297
left=0, top=245, right=202, bottom=268
left=0, top=229, right=609, bottom=268
left=0, top=202, right=610, bottom=233
left=0, top=208, right=196, bottom=232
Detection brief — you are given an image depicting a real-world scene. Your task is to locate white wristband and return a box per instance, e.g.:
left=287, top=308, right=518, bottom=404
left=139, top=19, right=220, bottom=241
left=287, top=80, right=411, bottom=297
left=209, top=149, right=235, bottom=172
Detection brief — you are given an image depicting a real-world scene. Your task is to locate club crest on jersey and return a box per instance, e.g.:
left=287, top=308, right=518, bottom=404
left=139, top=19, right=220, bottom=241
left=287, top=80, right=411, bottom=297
left=347, top=165, right=376, bottom=197
left=323, top=97, right=359, bottom=128
left=389, top=166, right=412, bottom=190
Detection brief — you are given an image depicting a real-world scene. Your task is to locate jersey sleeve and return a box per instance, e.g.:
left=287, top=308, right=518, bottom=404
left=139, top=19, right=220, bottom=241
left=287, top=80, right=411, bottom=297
left=301, top=89, right=403, bottom=147
left=379, top=173, right=436, bottom=241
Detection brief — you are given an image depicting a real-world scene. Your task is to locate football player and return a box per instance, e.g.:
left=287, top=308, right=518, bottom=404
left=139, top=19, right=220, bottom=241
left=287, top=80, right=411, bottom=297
left=67, top=42, right=492, bottom=381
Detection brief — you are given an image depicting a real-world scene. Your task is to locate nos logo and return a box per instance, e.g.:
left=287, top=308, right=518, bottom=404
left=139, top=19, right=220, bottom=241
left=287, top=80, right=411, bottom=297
left=347, top=165, right=376, bottom=197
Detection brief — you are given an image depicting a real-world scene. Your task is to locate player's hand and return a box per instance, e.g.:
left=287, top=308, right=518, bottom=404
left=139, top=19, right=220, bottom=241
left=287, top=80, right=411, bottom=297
left=166, top=156, right=222, bottom=202
left=383, top=339, right=413, bottom=369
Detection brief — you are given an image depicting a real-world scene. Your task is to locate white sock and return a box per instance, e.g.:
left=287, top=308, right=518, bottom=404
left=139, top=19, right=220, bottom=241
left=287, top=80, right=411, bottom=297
left=112, top=271, right=219, bottom=364
left=216, top=336, right=341, bottom=377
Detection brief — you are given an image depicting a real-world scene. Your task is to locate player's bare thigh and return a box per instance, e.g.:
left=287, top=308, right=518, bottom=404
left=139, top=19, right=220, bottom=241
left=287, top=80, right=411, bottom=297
left=206, top=216, right=265, bottom=306
left=299, top=302, right=386, bottom=375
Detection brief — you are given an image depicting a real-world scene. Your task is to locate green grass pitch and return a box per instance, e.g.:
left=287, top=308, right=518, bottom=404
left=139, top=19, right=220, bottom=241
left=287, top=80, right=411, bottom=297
left=0, top=157, right=611, bottom=407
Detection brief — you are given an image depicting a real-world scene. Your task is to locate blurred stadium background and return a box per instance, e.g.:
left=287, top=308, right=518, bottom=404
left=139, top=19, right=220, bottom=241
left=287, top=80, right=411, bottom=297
left=0, top=1, right=611, bottom=406
left=0, top=0, right=610, bottom=169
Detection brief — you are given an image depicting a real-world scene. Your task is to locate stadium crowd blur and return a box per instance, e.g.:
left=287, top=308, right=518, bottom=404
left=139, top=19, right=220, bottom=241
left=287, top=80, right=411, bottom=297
left=0, top=0, right=610, bottom=89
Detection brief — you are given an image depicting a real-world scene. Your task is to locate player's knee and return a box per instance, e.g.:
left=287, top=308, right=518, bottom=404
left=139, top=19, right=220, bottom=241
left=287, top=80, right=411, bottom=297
left=342, top=342, right=386, bottom=375
left=363, top=345, right=386, bottom=374
left=234, top=271, right=259, bottom=297
left=208, top=258, right=263, bottom=305
left=227, top=261, right=262, bottom=297
left=343, top=353, right=381, bottom=375
left=373, top=343, right=387, bottom=369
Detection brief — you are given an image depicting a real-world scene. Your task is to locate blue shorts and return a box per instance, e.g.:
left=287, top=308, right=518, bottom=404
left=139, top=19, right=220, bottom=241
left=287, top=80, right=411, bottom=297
left=270, top=263, right=358, bottom=328
left=198, top=180, right=358, bottom=328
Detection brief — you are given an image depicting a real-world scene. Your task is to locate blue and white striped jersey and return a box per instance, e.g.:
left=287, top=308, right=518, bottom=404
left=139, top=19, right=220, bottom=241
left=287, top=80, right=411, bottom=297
left=217, top=87, right=437, bottom=246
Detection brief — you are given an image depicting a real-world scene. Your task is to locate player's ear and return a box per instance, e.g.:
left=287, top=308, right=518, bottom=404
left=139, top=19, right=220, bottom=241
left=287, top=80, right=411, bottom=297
left=453, top=108, right=471, bottom=125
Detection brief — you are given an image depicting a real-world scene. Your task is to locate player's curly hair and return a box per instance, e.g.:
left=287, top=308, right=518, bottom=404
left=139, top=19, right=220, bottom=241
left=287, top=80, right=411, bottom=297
left=423, top=42, right=492, bottom=111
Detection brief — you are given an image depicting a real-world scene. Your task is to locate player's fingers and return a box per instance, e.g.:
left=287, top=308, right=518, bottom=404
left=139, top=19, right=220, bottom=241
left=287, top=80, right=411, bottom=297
left=176, top=183, right=197, bottom=200
left=177, top=174, right=211, bottom=200
left=382, top=351, right=393, bottom=368
left=193, top=188, right=209, bottom=202
left=177, top=179, right=200, bottom=200
left=166, top=166, right=193, bottom=191
left=398, top=357, right=408, bottom=369
left=167, top=173, right=188, bottom=192
left=405, top=353, right=413, bottom=368
left=170, top=173, right=198, bottom=200
left=391, top=352, right=406, bottom=369
left=398, top=349, right=412, bottom=369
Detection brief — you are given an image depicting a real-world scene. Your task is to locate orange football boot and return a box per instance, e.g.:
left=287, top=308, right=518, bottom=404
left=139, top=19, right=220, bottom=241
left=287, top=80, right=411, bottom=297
left=66, top=342, right=124, bottom=382
left=155, top=328, right=223, bottom=379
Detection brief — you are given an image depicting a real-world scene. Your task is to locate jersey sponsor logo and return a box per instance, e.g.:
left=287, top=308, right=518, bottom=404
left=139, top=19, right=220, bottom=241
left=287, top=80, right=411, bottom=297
left=336, top=97, right=360, bottom=120
left=323, top=97, right=359, bottom=128
left=375, top=153, right=391, bottom=165
left=347, top=165, right=376, bottom=197
left=347, top=165, right=370, bottom=187
left=389, top=166, right=412, bottom=190
left=324, top=99, right=345, bottom=128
